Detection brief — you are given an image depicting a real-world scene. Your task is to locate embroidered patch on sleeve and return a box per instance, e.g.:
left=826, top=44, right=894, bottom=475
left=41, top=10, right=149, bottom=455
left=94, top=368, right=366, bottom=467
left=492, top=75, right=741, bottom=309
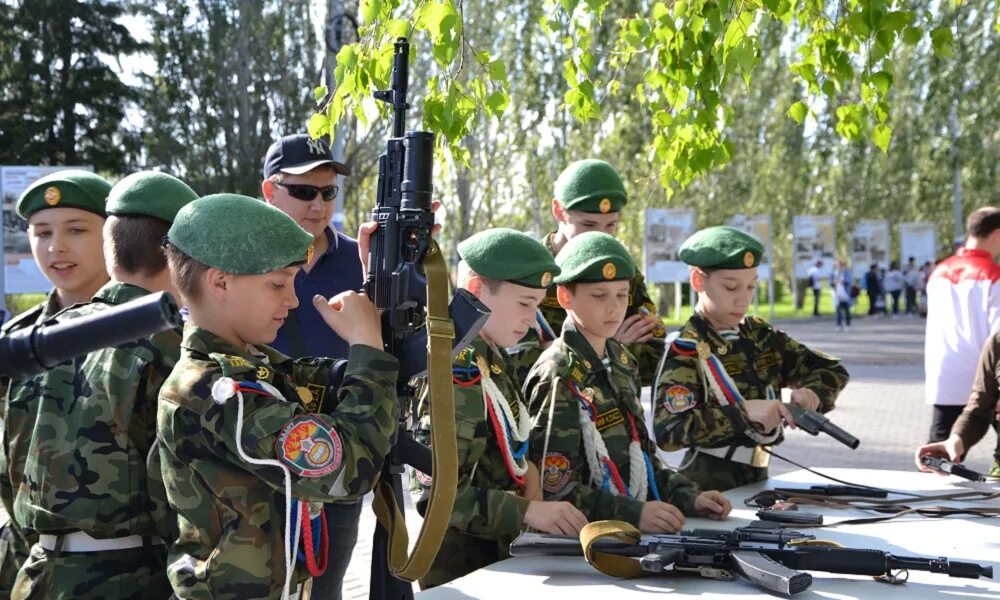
left=594, top=407, right=625, bottom=432
left=275, top=415, right=343, bottom=477
left=662, top=385, right=697, bottom=414
left=542, top=453, right=572, bottom=493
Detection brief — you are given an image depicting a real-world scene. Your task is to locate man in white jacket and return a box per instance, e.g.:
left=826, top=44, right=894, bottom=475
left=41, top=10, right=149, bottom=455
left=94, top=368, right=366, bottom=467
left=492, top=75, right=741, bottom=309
left=924, top=207, right=1000, bottom=443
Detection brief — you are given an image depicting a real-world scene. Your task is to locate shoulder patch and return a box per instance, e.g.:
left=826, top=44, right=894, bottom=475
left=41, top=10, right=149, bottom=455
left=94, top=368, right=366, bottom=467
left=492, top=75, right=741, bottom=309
left=275, top=415, right=343, bottom=477
left=542, top=453, right=572, bottom=494
left=662, top=384, right=697, bottom=414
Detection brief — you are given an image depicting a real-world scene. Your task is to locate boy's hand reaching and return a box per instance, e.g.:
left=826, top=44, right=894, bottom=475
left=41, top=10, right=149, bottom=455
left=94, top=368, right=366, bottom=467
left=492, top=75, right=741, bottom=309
left=693, top=491, right=731, bottom=520
left=313, top=291, right=383, bottom=350
left=638, top=501, right=685, bottom=533
left=524, top=501, right=588, bottom=536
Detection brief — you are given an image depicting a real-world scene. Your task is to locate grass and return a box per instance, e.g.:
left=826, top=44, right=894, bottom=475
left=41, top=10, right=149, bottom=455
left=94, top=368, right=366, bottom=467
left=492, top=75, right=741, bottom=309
left=5, top=293, right=47, bottom=317
left=661, top=292, right=880, bottom=327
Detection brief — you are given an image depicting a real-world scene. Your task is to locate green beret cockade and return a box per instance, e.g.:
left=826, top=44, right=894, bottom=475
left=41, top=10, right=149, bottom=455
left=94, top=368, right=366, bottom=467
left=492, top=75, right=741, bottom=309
left=679, top=225, right=764, bottom=270
left=16, top=170, right=111, bottom=220
left=554, top=159, right=627, bottom=214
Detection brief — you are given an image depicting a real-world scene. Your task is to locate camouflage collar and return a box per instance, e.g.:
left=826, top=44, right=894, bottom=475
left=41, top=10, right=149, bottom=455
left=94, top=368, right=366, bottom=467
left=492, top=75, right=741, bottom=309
left=689, top=313, right=733, bottom=355
left=560, top=317, right=611, bottom=374
left=92, top=281, right=152, bottom=306
left=543, top=230, right=558, bottom=257
left=1, top=289, right=61, bottom=333
left=181, top=324, right=285, bottom=380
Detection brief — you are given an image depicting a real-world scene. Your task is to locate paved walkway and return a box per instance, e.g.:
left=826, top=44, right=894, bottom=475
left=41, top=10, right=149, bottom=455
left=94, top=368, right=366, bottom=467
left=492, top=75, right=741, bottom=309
left=342, top=314, right=998, bottom=598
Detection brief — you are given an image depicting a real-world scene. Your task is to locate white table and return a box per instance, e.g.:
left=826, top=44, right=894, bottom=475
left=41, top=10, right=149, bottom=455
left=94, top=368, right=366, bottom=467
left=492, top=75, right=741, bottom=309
left=417, top=469, right=1000, bottom=599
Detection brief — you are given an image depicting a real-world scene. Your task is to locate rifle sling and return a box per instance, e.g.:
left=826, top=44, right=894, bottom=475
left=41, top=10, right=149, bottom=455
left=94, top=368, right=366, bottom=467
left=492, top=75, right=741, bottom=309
left=372, top=241, right=458, bottom=582
left=770, top=490, right=1000, bottom=526
left=580, top=520, right=645, bottom=578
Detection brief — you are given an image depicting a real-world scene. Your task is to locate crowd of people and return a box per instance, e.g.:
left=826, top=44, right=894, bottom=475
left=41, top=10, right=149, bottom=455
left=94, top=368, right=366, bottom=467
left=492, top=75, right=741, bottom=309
left=0, top=134, right=994, bottom=600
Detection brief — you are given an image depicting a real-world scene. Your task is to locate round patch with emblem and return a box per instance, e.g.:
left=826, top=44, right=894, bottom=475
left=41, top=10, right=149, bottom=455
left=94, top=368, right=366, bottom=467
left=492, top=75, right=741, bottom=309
left=256, top=365, right=271, bottom=380
left=490, top=363, right=502, bottom=375
left=599, top=198, right=612, bottom=213
left=44, top=186, right=61, bottom=206
left=275, top=415, right=343, bottom=477
left=542, top=453, right=572, bottom=493
left=717, top=346, right=728, bottom=356
left=743, top=251, right=754, bottom=268
left=541, top=271, right=552, bottom=287
left=602, top=262, right=617, bottom=279
left=663, top=385, right=696, bottom=414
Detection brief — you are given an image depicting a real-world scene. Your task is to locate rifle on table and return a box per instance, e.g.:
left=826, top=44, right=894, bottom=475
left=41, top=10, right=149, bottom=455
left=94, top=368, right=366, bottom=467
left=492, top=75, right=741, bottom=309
left=509, top=520, right=993, bottom=596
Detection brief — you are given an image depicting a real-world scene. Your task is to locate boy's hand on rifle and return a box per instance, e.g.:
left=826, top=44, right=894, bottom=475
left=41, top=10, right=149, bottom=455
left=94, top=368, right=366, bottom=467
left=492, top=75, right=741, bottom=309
left=356, top=200, right=444, bottom=280
left=313, top=291, right=383, bottom=350
left=790, top=388, right=821, bottom=411
left=524, top=500, right=588, bottom=536
left=744, top=399, right=795, bottom=431
left=915, top=435, right=965, bottom=474
left=638, top=501, right=685, bottom=533
left=694, top=491, right=732, bottom=520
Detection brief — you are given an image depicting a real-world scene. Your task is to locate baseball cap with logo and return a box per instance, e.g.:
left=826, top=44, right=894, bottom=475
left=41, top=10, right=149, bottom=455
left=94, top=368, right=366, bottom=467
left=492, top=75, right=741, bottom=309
left=262, top=134, right=351, bottom=179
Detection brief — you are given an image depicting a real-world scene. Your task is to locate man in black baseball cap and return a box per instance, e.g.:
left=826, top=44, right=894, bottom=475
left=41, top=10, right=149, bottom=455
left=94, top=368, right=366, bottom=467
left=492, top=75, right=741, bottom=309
left=261, top=133, right=363, bottom=600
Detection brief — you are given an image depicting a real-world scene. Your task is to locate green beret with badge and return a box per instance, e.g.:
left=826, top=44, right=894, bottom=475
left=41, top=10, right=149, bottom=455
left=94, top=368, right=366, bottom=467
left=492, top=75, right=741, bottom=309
left=16, top=169, right=111, bottom=219
left=553, top=231, right=636, bottom=283
left=679, top=225, right=763, bottom=270
left=554, top=159, right=627, bottom=214
left=167, top=193, right=313, bottom=274
left=106, top=171, right=198, bottom=223
left=458, top=227, right=560, bottom=288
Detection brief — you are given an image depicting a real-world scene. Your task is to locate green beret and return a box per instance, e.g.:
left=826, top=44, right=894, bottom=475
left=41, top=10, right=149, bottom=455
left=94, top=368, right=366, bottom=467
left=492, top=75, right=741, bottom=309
left=106, top=171, right=198, bottom=223
left=554, top=159, right=627, bottom=214
left=16, top=170, right=111, bottom=219
left=458, top=228, right=560, bottom=288
left=679, top=226, right=763, bottom=270
left=553, top=231, right=636, bottom=283
left=167, top=194, right=313, bottom=274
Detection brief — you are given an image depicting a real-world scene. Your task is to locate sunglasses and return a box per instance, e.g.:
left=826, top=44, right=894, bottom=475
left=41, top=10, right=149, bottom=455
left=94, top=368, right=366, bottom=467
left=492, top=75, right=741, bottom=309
left=274, top=182, right=339, bottom=201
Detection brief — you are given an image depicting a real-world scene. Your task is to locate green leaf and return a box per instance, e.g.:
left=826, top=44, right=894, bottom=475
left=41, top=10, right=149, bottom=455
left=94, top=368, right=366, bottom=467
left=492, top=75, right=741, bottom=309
left=869, top=71, right=893, bottom=96
left=873, top=124, right=892, bottom=152
left=307, top=112, right=330, bottom=139
left=873, top=101, right=890, bottom=123
left=787, top=101, right=808, bottom=124
left=931, top=26, right=954, bottom=58
left=488, top=59, right=507, bottom=82
left=313, top=85, right=328, bottom=105
left=360, top=0, right=382, bottom=24
left=561, top=0, right=579, bottom=16
left=882, top=11, right=912, bottom=32
left=902, top=26, right=923, bottom=45
left=485, top=91, right=509, bottom=119
left=724, top=11, right=754, bottom=50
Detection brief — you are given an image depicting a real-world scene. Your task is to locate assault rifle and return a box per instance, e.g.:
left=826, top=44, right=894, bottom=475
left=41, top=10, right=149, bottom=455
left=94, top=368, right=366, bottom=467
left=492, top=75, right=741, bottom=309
left=362, top=37, right=489, bottom=600
left=0, top=291, right=182, bottom=378
left=509, top=522, right=993, bottom=595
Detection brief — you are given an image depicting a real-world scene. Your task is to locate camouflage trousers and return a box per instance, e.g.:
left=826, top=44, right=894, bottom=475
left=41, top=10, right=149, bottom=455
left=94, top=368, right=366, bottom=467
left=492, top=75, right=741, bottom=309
left=0, top=519, right=32, bottom=600
left=11, top=540, right=170, bottom=600
left=678, top=450, right=769, bottom=492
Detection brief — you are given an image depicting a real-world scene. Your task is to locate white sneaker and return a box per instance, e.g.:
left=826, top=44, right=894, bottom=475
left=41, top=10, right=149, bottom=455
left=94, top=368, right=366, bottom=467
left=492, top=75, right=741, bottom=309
left=836, top=325, right=844, bottom=332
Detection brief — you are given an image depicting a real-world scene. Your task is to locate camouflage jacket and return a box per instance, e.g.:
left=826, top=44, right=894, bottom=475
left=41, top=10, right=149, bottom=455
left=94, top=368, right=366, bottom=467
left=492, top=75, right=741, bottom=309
left=653, top=314, right=850, bottom=452
left=410, top=337, right=531, bottom=587
left=158, top=324, right=399, bottom=599
left=508, top=231, right=666, bottom=386
left=952, top=331, right=1000, bottom=477
left=523, top=319, right=699, bottom=526
left=5, top=283, right=179, bottom=541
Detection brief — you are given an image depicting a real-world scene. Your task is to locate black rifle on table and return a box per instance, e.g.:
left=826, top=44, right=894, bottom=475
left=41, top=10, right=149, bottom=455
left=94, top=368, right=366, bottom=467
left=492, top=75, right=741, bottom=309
left=0, top=291, right=181, bottom=378
left=921, top=455, right=993, bottom=482
left=509, top=522, right=993, bottom=596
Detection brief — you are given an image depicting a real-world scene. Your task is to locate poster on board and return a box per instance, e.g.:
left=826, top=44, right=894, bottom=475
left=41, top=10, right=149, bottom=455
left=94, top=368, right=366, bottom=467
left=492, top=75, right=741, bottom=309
left=728, top=213, right=772, bottom=281
left=792, top=215, right=836, bottom=279
left=645, top=208, right=696, bottom=283
left=898, top=222, right=937, bottom=267
left=851, top=220, right=890, bottom=280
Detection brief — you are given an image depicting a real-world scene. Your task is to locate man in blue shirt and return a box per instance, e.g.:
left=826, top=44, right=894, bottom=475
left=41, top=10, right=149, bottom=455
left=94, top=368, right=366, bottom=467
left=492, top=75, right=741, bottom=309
left=261, top=133, right=365, bottom=599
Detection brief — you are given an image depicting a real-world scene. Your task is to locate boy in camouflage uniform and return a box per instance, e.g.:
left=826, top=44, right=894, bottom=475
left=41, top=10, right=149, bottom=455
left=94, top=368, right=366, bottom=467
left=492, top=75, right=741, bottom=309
left=653, top=226, right=849, bottom=491
left=524, top=232, right=731, bottom=533
left=0, top=171, right=111, bottom=598
left=509, top=160, right=665, bottom=386
left=411, top=228, right=587, bottom=589
left=158, top=194, right=399, bottom=599
left=8, top=172, right=198, bottom=600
